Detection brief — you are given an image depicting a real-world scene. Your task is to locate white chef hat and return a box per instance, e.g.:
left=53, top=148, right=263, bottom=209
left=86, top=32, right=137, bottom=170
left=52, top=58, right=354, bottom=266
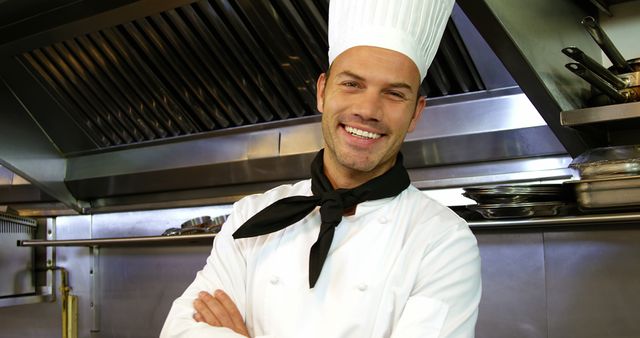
left=328, top=0, right=456, bottom=81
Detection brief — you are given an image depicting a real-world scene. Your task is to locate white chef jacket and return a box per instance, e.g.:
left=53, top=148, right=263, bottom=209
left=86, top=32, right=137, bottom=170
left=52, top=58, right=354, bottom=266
left=160, top=179, right=481, bottom=338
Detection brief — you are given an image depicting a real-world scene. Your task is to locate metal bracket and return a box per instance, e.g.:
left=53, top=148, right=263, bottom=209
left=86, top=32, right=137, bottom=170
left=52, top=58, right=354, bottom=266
left=89, top=245, right=100, bottom=333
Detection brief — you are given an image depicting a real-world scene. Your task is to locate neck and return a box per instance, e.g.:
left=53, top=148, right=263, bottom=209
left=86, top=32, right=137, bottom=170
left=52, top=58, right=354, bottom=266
left=322, top=151, right=397, bottom=190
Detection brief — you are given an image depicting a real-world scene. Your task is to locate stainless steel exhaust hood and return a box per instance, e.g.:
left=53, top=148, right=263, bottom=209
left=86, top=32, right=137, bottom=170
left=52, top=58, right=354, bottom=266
left=457, top=0, right=640, bottom=151
left=0, top=0, right=574, bottom=214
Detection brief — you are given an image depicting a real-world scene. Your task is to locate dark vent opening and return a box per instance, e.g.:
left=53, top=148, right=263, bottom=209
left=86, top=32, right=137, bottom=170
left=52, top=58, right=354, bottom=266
left=17, top=0, right=485, bottom=152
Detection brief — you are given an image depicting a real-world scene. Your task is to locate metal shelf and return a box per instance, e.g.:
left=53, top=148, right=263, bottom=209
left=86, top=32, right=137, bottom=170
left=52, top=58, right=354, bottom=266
left=16, top=211, right=640, bottom=248
left=18, top=233, right=216, bottom=248
left=468, top=211, right=640, bottom=228
left=561, top=101, right=640, bottom=126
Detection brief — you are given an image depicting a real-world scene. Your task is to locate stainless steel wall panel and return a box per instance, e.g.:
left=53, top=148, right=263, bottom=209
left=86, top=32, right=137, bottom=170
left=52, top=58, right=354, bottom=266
left=0, top=301, right=62, bottom=338
left=55, top=215, right=94, bottom=338
left=0, top=215, right=36, bottom=297
left=475, top=232, right=547, bottom=338
left=98, top=246, right=211, bottom=337
left=544, top=229, right=640, bottom=338
left=0, top=215, right=93, bottom=338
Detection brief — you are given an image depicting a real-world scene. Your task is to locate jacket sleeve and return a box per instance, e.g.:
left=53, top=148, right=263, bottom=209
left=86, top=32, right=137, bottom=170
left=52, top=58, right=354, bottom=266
left=159, top=202, right=275, bottom=338
left=391, top=218, right=482, bottom=338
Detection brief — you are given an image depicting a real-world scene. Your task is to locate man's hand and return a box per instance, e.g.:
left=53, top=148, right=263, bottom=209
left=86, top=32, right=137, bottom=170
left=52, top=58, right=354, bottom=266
left=193, top=289, right=250, bottom=337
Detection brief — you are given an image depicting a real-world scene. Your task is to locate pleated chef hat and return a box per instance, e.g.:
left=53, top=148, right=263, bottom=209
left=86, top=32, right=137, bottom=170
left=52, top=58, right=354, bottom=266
left=328, top=0, right=456, bottom=81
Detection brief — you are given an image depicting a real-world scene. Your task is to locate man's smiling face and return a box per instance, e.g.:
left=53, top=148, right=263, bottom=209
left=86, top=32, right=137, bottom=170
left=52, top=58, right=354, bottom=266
left=316, top=46, right=425, bottom=188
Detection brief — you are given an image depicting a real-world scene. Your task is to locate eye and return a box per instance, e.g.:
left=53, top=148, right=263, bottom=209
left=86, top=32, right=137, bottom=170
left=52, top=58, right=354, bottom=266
left=341, top=81, right=360, bottom=88
left=386, top=90, right=407, bottom=100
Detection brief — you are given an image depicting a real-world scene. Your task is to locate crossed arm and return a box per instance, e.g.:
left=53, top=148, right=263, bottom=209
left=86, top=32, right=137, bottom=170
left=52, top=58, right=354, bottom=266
left=192, top=289, right=249, bottom=337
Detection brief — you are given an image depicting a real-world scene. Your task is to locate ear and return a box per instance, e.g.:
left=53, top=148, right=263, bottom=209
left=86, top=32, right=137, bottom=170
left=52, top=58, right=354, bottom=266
left=316, top=73, right=327, bottom=113
left=407, top=96, right=426, bottom=132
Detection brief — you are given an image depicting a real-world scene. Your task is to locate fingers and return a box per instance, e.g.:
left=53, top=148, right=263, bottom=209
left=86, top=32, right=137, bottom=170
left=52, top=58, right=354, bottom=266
left=192, top=290, right=250, bottom=337
left=213, top=290, right=247, bottom=334
left=207, top=291, right=235, bottom=328
left=193, top=292, right=221, bottom=327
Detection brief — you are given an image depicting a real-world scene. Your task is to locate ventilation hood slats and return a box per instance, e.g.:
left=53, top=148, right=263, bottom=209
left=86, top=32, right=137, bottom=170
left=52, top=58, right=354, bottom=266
left=2, top=1, right=559, bottom=214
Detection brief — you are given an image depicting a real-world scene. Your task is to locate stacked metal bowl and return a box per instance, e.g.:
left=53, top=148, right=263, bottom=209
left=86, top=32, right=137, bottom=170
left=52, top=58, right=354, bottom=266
left=463, top=184, right=574, bottom=219
left=565, top=145, right=640, bottom=210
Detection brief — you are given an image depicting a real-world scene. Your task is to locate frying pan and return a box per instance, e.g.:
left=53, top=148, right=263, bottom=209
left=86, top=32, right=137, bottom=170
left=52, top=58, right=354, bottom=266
left=563, top=16, right=640, bottom=105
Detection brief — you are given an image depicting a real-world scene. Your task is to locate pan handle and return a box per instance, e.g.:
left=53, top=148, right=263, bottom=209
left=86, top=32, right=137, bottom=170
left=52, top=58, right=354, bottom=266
left=562, top=47, right=628, bottom=89
left=581, top=16, right=633, bottom=73
left=565, top=63, right=629, bottom=103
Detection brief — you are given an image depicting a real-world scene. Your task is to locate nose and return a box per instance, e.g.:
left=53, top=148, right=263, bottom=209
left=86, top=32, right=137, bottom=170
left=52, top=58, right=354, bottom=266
left=351, top=90, right=382, bottom=121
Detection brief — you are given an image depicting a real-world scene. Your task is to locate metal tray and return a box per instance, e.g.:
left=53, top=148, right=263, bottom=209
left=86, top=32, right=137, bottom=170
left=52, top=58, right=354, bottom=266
left=466, top=201, right=569, bottom=219
left=463, top=184, right=570, bottom=204
left=570, top=145, right=640, bottom=178
left=566, top=175, right=640, bottom=209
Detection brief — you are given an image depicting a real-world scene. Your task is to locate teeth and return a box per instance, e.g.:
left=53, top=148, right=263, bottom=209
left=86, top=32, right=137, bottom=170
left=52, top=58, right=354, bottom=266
left=345, top=126, right=381, bottom=139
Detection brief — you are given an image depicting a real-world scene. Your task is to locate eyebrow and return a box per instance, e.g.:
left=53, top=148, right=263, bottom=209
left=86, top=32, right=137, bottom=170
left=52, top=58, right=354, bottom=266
left=335, top=70, right=415, bottom=92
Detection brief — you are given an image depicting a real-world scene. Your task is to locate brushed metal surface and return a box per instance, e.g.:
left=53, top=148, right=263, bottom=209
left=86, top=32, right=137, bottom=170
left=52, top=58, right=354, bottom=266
left=458, top=0, right=599, bottom=156
left=0, top=79, right=84, bottom=212
left=19, top=233, right=217, bottom=247
left=2, top=206, right=640, bottom=337
left=55, top=215, right=94, bottom=338
left=545, top=229, right=640, bottom=338
left=0, top=214, right=36, bottom=298
left=61, top=90, right=568, bottom=207
left=569, top=175, right=640, bottom=209
left=475, top=232, right=547, bottom=338
left=561, top=100, right=640, bottom=126
left=98, top=246, right=211, bottom=337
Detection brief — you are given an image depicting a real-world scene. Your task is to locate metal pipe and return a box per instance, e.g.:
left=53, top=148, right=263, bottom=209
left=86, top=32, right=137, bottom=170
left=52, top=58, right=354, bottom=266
left=468, top=212, right=640, bottom=228
left=15, top=213, right=640, bottom=249
left=18, top=233, right=217, bottom=247
left=48, top=267, right=77, bottom=338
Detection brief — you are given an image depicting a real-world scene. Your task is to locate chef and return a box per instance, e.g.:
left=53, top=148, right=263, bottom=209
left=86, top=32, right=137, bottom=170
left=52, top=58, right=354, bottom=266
left=160, top=0, right=481, bottom=337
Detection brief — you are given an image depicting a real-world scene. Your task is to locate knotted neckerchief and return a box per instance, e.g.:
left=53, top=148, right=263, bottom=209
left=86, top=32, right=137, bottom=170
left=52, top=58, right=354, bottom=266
left=233, top=149, right=410, bottom=288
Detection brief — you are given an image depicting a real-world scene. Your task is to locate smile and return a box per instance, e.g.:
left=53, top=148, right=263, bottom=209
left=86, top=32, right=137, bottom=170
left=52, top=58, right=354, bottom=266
left=344, top=125, right=382, bottom=140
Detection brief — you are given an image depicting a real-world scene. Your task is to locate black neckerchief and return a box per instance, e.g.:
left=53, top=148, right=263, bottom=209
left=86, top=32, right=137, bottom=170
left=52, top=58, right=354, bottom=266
left=233, top=149, right=410, bottom=288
